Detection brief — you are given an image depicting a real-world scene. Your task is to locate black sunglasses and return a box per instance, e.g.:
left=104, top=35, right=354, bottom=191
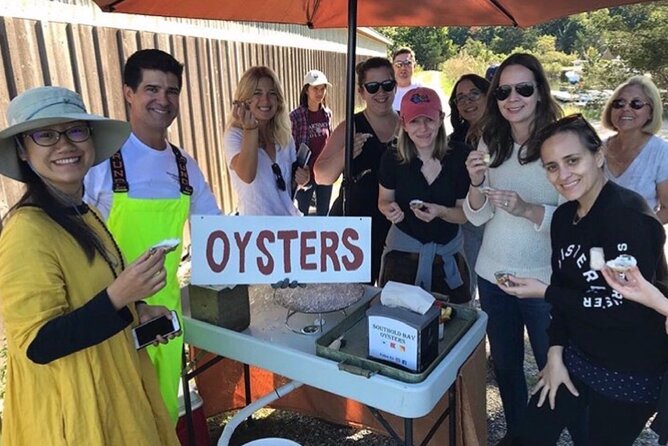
left=271, top=163, right=286, bottom=191
left=493, top=82, right=535, bottom=101
left=611, top=98, right=652, bottom=110
left=393, top=60, right=414, bottom=68
left=363, top=79, right=397, bottom=94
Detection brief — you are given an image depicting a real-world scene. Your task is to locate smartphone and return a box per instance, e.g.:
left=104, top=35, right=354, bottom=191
left=132, top=310, right=181, bottom=350
left=297, top=143, right=312, bottom=168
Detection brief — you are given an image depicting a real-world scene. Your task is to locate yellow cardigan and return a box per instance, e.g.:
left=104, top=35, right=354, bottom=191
left=0, top=206, right=178, bottom=446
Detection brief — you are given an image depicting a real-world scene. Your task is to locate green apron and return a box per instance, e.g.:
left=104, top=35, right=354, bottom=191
left=106, top=145, right=192, bottom=423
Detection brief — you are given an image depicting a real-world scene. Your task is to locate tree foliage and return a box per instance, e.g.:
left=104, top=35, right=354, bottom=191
left=379, top=2, right=668, bottom=91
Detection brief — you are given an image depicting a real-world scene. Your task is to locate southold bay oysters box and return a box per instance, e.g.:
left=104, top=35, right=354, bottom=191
left=366, top=304, right=439, bottom=372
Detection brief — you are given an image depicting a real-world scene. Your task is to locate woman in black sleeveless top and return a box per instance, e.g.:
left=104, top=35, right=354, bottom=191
left=315, top=57, right=399, bottom=284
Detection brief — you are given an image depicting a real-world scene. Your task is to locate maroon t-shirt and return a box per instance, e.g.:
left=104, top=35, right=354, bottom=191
left=307, top=108, right=330, bottom=167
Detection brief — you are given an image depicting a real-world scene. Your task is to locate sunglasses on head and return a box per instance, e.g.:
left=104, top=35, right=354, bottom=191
left=611, top=98, right=651, bottom=110
left=271, top=163, right=286, bottom=191
left=363, top=79, right=397, bottom=94
left=493, top=82, right=535, bottom=101
left=454, top=90, right=483, bottom=105
left=535, top=113, right=602, bottom=147
left=393, top=60, right=414, bottom=68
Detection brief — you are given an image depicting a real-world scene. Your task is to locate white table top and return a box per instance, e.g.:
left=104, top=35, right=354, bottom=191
left=184, top=286, right=487, bottom=419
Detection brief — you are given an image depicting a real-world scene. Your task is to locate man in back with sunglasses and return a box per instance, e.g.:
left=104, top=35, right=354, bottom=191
left=391, top=47, right=422, bottom=112
left=391, top=47, right=452, bottom=133
left=84, top=48, right=221, bottom=424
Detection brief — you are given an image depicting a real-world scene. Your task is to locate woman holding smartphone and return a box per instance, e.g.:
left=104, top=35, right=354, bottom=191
left=463, top=53, right=562, bottom=445
left=378, top=87, right=471, bottom=302
left=504, top=115, right=668, bottom=446
left=0, top=86, right=178, bottom=445
left=289, top=69, right=334, bottom=216
left=224, top=66, right=310, bottom=216
left=315, top=57, right=398, bottom=284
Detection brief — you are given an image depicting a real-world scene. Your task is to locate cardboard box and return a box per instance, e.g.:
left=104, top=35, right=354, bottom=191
left=366, top=304, right=439, bottom=372
left=189, top=284, right=250, bottom=331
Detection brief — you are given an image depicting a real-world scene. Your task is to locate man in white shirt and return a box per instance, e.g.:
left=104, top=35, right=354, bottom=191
left=391, top=47, right=422, bottom=112
left=84, top=49, right=220, bottom=423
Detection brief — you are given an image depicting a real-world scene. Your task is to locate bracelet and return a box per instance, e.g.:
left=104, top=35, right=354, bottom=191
left=470, top=175, right=485, bottom=188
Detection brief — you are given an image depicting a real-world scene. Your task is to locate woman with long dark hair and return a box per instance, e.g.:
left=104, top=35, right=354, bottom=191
left=289, top=69, right=334, bottom=216
left=463, top=53, right=563, bottom=444
left=0, top=86, right=178, bottom=445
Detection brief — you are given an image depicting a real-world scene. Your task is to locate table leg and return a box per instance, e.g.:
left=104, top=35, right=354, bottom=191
left=182, top=346, right=196, bottom=446
left=244, top=363, right=252, bottom=405
left=449, top=381, right=456, bottom=445
left=404, top=418, right=414, bottom=446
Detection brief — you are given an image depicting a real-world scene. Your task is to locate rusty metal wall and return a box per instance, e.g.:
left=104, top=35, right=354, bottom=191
left=0, top=15, right=366, bottom=214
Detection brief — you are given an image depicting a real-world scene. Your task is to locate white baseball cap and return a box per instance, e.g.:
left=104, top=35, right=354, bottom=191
left=304, top=70, right=331, bottom=87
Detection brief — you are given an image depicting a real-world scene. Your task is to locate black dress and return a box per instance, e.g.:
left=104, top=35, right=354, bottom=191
left=329, top=112, right=392, bottom=284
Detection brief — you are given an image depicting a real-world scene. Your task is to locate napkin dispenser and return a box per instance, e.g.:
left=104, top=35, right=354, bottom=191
left=366, top=303, right=439, bottom=372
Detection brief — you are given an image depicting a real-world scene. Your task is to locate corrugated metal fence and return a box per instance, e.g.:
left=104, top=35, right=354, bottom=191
left=0, top=15, right=366, bottom=214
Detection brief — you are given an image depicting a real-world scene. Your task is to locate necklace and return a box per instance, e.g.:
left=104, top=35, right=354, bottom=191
left=572, top=213, right=582, bottom=225
left=87, top=207, right=126, bottom=278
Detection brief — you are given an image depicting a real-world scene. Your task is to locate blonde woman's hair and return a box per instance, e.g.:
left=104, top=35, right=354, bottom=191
left=230, top=66, right=292, bottom=147
left=601, top=75, right=663, bottom=135
left=395, top=119, right=449, bottom=164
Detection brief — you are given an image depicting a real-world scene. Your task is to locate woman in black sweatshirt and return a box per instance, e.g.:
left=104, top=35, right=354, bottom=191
left=498, top=114, right=668, bottom=446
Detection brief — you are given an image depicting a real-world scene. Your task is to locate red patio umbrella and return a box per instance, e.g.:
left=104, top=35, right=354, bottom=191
left=92, top=0, right=654, bottom=211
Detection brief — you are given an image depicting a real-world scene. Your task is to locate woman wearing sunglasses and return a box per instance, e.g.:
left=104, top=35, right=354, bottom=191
left=600, top=75, right=668, bottom=223
left=0, top=86, right=179, bottom=445
left=502, top=115, right=668, bottom=446
left=448, top=74, right=491, bottom=297
left=377, top=87, right=471, bottom=302
left=224, top=66, right=310, bottom=215
left=315, top=57, right=398, bottom=284
left=464, top=53, right=563, bottom=445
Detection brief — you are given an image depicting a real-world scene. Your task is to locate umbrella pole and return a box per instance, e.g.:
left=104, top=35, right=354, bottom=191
left=343, top=0, right=358, bottom=216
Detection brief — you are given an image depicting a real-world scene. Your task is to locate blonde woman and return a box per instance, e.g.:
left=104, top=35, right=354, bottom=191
left=601, top=75, right=668, bottom=223
left=378, top=87, right=470, bottom=302
left=224, top=66, right=310, bottom=215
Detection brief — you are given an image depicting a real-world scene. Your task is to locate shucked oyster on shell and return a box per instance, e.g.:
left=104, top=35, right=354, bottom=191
left=606, top=254, right=637, bottom=272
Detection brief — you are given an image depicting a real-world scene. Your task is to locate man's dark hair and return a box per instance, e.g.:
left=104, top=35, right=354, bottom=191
left=123, top=49, right=184, bottom=91
left=392, top=47, right=415, bottom=61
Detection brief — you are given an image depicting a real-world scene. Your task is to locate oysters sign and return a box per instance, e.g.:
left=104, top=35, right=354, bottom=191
left=190, top=216, right=371, bottom=284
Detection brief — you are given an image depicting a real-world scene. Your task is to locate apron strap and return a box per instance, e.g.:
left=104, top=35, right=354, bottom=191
left=170, top=143, right=193, bottom=196
left=109, top=143, right=194, bottom=195
left=110, top=151, right=129, bottom=193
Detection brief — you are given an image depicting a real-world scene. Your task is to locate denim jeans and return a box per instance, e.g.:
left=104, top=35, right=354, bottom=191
left=478, top=277, right=552, bottom=437
left=462, top=221, right=483, bottom=298
left=295, top=183, right=333, bottom=216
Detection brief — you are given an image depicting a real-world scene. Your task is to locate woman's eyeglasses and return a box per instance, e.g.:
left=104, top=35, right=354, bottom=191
left=454, top=90, right=483, bottom=105
left=393, top=60, right=414, bottom=68
left=363, top=79, right=397, bottom=95
left=611, top=98, right=652, bottom=110
left=271, top=163, right=286, bottom=191
left=25, top=125, right=92, bottom=147
left=493, top=82, right=535, bottom=101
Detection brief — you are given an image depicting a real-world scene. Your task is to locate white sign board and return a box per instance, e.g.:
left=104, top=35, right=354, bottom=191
left=190, top=215, right=371, bottom=285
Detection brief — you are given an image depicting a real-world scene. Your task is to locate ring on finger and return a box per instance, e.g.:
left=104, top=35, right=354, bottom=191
left=503, top=201, right=509, bottom=207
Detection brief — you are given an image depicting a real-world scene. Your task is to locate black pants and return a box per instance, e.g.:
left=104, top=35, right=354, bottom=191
left=517, top=375, right=656, bottom=446
left=378, top=250, right=471, bottom=304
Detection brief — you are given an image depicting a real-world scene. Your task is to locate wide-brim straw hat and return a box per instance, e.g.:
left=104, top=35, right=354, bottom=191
left=0, top=86, right=130, bottom=182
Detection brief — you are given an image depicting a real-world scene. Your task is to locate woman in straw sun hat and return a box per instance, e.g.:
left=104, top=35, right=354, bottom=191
left=0, top=86, right=179, bottom=445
